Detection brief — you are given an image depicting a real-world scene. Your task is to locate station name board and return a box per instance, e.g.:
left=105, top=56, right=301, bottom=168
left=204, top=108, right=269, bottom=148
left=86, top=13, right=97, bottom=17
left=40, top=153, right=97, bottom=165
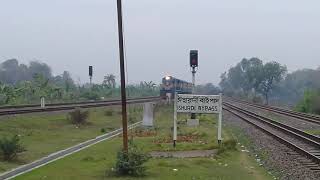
left=176, top=94, right=221, bottom=114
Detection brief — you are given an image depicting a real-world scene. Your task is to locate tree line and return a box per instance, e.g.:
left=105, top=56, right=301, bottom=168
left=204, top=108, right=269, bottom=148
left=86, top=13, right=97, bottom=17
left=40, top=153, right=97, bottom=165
left=219, top=57, right=320, bottom=114
left=0, top=59, right=158, bottom=105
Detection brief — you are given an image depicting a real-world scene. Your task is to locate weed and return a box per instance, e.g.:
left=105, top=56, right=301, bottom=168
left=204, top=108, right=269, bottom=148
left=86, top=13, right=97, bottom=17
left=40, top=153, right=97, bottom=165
left=113, top=143, right=150, bottom=176
left=68, top=108, right=89, bottom=125
left=0, top=135, right=25, bottom=161
left=100, top=128, right=106, bottom=133
left=217, top=139, right=237, bottom=155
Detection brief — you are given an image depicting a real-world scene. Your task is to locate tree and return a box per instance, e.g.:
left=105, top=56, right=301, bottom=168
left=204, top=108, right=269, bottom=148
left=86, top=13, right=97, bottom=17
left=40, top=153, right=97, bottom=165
left=0, top=59, right=52, bottom=85
left=219, top=58, right=263, bottom=96
left=103, top=74, right=116, bottom=88
left=62, top=71, right=75, bottom=93
left=258, top=61, right=287, bottom=104
left=196, top=83, right=220, bottom=95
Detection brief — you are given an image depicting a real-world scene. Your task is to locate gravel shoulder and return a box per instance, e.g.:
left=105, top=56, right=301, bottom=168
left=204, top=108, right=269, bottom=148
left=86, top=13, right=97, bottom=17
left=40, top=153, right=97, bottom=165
left=224, top=110, right=320, bottom=180
left=230, top=101, right=320, bottom=133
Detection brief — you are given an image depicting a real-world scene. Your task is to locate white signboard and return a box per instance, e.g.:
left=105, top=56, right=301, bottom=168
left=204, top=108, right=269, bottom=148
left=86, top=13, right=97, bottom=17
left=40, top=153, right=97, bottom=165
left=173, top=93, right=223, bottom=147
left=176, top=94, right=221, bottom=114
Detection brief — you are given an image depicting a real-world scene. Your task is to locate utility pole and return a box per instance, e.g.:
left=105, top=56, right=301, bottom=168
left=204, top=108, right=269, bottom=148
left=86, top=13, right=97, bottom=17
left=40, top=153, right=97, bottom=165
left=116, top=0, right=128, bottom=152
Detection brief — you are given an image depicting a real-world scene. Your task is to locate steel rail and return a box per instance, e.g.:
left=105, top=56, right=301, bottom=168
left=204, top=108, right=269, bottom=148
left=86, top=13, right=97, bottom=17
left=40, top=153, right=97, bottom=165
left=224, top=102, right=320, bottom=145
left=0, top=96, right=162, bottom=110
left=0, top=96, right=163, bottom=116
left=223, top=103, right=320, bottom=166
left=225, top=97, right=320, bottom=125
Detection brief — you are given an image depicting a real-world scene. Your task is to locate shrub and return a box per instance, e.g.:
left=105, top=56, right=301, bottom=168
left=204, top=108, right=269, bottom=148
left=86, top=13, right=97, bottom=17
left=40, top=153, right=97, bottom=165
left=68, top=108, right=89, bottom=125
left=217, top=139, right=237, bottom=155
left=0, top=135, right=25, bottom=161
left=295, top=90, right=320, bottom=115
left=100, top=128, right=106, bottom=133
left=114, top=143, right=150, bottom=176
left=311, top=96, right=320, bottom=115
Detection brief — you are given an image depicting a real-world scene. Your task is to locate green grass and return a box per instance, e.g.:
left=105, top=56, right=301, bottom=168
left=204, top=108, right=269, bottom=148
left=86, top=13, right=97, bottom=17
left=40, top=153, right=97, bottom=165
left=15, top=138, right=272, bottom=180
left=305, top=129, right=320, bottom=136
left=14, top=105, right=272, bottom=180
left=0, top=105, right=142, bottom=172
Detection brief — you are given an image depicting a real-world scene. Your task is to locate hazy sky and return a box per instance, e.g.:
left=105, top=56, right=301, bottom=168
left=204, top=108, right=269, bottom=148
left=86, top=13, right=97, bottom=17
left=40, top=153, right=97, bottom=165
left=1, top=0, right=319, bottom=85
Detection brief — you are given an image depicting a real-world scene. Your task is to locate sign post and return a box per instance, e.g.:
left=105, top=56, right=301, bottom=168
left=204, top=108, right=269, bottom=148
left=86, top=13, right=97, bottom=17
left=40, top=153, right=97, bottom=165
left=173, top=92, right=178, bottom=147
left=218, top=93, right=222, bottom=144
left=174, top=94, right=222, bottom=147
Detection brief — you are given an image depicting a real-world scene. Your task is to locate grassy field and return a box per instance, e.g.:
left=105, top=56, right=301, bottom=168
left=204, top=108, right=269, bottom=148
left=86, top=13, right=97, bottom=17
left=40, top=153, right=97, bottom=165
left=14, top=105, right=273, bottom=180
left=0, top=105, right=142, bottom=172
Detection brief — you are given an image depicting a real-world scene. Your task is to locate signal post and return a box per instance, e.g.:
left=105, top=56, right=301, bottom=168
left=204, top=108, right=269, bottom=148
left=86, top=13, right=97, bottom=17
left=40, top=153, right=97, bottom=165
left=190, top=50, right=198, bottom=119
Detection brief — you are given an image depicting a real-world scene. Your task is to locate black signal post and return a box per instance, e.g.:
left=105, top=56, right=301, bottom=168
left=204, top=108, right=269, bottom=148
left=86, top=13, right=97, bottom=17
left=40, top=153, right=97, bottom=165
left=116, top=0, right=129, bottom=152
left=89, top=66, right=93, bottom=85
left=190, top=50, right=198, bottom=119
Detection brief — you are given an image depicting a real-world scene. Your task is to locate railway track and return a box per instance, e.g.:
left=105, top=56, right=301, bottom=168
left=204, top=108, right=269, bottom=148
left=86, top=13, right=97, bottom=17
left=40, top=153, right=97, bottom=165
left=225, top=97, right=320, bottom=125
left=0, top=96, right=163, bottom=116
left=223, top=102, right=320, bottom=172
left=0, top=122, right=142, bottom=180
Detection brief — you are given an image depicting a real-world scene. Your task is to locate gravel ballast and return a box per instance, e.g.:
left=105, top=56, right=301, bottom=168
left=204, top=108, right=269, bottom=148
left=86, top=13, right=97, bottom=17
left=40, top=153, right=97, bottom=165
left=224, top=110, right=320, bottom=180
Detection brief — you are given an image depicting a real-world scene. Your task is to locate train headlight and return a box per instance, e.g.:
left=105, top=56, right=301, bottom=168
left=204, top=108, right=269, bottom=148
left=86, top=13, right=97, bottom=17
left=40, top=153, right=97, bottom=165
left=165, top=76, right=171, bottom=80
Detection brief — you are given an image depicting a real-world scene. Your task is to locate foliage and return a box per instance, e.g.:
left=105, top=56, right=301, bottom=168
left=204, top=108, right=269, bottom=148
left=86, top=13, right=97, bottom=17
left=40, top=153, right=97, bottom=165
left=220, top=58, right=287, bottom=104
left=295, top=90, right=320, bottom=115
left=217, top=139, right=237, bottom=155
left=0, top=59, right=52, bottom=84
left=68, top=108, right=89, bottom=125
left=0, top=59, right=160, bottom=106
left=114, top=143, right=150, bottom=176
left=103, top=74, right=116, bottom=88
left=100, top=128, right=106, bottom=133
left=258, top=61, right=287, bottom=104
left=272, top=68, right=320, bottom=105
left=195, top=83, right=220, bottom=95
left=0, top=135, right=25, bottom=161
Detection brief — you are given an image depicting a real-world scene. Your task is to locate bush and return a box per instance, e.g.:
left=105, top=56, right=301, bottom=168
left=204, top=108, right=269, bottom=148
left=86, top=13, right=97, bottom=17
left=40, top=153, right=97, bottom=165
left=100, top=128, right=106, bottom=133
left=217, top=139, right=237, bottom=155
left=114, top=143, right=150, bottom=176
left=295, top=90, right=320, bottom=115
left=310, top=96, right=320, bottom=115
left=68, top=108, right=89, bottom=125
left=0, top=135, right=25, bottom=161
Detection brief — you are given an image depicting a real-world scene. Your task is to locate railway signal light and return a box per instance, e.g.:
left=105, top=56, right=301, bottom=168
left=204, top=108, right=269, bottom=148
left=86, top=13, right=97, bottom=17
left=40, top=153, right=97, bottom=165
left=89, top=66, right=93, bottom=77
left=190, top=50, right=198, bottom=68
left=89, top=66, right=93, bottom=85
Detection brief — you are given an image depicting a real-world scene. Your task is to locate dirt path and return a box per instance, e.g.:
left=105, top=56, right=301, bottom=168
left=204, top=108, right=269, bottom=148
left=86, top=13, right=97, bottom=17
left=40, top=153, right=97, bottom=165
left=150, top=149, right=216, bottom=158
left=239, top=151, right=267, bottom=180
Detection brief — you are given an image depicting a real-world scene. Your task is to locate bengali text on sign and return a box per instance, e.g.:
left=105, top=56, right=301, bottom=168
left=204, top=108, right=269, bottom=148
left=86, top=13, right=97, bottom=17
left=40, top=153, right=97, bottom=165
left=176, top=94, right=221, bottom=114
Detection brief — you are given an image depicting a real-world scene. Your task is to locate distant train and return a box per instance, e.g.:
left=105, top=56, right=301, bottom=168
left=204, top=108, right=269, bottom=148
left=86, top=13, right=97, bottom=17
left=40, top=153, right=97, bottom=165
left=160, top=76, right=193, bottom=99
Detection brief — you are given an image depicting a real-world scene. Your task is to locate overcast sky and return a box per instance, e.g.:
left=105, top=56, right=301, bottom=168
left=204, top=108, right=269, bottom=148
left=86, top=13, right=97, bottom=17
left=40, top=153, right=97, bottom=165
left=1, top=0, right=319, bottom=85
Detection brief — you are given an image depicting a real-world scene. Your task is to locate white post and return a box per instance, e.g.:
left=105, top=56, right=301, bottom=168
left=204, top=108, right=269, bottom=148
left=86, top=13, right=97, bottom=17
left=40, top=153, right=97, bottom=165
left=40, top=97, right=45, bottom=108
left=218, top=93, right=222, bottom=145
left=142, top=103, right=154, bottom=127
left=173, top=92, right=177, bottom=147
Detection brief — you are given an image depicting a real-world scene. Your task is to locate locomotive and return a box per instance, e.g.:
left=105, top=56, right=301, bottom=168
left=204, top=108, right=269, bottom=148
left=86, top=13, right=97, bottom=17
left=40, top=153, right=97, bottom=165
left=160, top=76, right=193, bottom=99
